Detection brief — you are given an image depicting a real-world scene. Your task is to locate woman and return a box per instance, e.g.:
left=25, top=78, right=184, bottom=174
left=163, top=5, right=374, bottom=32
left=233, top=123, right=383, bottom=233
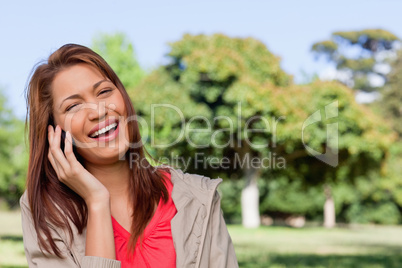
left=20, top=44, right=238, bottom=268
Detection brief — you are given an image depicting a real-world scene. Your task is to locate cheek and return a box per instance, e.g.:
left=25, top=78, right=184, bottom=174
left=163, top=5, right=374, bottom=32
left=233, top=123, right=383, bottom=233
left=52, top=110, right=64, bottom=128
left=113, top=93, right=127, bottom=115
left=61, top=113, right=86, bottom=137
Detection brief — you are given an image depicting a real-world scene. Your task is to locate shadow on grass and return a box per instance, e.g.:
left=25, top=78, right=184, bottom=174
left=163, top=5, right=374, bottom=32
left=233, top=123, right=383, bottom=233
left=0, top=234, right=23, bottom=242
left=238, top=254, right=402, bottom=268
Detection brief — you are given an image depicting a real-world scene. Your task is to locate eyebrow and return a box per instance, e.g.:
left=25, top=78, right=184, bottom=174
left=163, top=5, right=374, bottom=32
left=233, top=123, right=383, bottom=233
left=59, top=79, right=110, bottom=109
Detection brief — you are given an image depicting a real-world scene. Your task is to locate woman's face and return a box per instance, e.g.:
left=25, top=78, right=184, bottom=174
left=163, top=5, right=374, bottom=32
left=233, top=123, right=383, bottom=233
left=51, top=63, right=130, bottom=165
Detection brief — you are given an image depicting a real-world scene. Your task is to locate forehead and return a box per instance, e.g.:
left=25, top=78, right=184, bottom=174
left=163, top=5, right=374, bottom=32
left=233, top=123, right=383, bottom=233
left=51, top=63, right=107, bottom=101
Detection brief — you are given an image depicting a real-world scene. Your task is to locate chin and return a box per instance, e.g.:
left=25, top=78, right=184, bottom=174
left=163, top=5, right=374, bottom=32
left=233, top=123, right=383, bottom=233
left=78, top=146, right=129, bottom=165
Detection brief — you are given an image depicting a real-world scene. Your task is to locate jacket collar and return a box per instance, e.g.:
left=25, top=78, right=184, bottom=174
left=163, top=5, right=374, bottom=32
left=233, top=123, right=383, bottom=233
left=167, top=167, right=222, bottom=207
left=165, top=167, right=223, bottom=268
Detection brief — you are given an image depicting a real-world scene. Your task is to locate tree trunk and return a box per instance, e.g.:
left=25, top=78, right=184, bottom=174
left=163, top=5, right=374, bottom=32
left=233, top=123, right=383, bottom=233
left=323, top=184, right=335, bottom=228
left=241, top=166, right=260, bottom=228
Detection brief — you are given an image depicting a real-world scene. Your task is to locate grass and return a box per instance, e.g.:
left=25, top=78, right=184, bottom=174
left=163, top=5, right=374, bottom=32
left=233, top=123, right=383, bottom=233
left=228, top=224, right=402, bottom=267
left=0, top=210, right=27, bottom=268
left=1, top=210, right=402, bottom=267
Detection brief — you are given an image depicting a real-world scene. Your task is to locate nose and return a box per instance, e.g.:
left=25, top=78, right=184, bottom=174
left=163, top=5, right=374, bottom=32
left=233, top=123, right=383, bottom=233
left=87, top=101, right=108, bottom=121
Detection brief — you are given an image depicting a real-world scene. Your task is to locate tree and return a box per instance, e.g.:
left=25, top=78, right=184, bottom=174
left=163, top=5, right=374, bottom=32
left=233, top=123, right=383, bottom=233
left=0, top=88, right=28, bottom=209
left=265, top=80, right=396, bottom=227
left=130, top=33, right=396, bottom=228
left=360, top=39, right=402, bottom=226
left=312, top=29, right=399, bottom=93
left=131, top=33, right=291, bottom=228
left=312, top=29, right=402, bottom=227
left=92, top=32, right=146, bottom=90
left=378, top=50, right=402, bottom=138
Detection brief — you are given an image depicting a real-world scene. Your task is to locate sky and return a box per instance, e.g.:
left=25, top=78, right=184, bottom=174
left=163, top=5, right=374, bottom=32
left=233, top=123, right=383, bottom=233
left=1, top=0, right=401, bottom=119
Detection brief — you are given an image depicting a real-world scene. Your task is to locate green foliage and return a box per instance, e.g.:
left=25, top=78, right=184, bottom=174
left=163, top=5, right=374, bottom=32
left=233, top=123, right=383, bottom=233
left=222, top=169, right=402, bottom=225
left=0, top=89, right=28, bottom=209
left=333, top=29, right=399, bottom=47
left=346, top=202, right=400, bottom=225
left=338, top=57, right=375, bottom=73
left=168, top=34, right=292, bottom=87
left=132, top=33, right=293, bottom=170
left=378, top=50, right=402, bottom=138
left=135, top=33, right=393, bottom=169
left=276, top=81, right=394, bottom=162
left=384, top=142, right=402, bottom=206
left=331, top=140, right=402, bottom=225
left=92, top=32, right=145, bottom=90
left=311, top=40, right=338, bottom=57
left=258, top=175, right=324, bottom=216
left=312, top=29, right=400, bottom=92
left=128, top=33, right=394, bottom=223
left=218, top=178, right=243, bottom=223
left=364, top=48, right=402, bottom=225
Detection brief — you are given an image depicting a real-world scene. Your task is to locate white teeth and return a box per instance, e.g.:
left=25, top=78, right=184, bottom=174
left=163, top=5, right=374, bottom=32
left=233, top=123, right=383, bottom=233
left=90, top=122, right=117, bottom=138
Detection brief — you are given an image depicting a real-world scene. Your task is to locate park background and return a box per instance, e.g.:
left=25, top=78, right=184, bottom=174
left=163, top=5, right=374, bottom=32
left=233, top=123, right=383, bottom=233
left=1, top=0, right=402, bottom=267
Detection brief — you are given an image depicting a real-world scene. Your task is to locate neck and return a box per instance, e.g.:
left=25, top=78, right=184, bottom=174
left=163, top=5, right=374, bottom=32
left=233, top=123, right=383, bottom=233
left=84, top=159, right=131, bottom=201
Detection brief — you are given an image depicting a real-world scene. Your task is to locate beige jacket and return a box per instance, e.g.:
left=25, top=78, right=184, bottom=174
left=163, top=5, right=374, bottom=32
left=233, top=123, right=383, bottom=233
left=20, top=167, right=239, bottom=267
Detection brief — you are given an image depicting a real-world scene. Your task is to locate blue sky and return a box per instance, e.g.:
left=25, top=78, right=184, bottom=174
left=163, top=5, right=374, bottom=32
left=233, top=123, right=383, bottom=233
left=1, top=0, right=401, bottom=119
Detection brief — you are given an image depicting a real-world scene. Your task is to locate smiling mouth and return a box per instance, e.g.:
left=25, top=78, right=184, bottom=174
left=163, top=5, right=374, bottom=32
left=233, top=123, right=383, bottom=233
left=89, top=122, right=119, bottom=139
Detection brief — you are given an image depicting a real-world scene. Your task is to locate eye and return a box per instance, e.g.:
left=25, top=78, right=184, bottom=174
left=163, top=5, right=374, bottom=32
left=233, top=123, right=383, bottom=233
left=99, top=89, right=113, bottom=95
left=66, top=103, right=79, bottom=112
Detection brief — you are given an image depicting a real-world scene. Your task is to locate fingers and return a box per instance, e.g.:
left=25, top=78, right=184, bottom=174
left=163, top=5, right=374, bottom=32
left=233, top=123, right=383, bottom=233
left=48, top=126, right=63, bottom=176
left=48, top=125, right=71, bottom=178
left=48, top=149, right=60, bottom=174
left=64, top=130, right=78, bottom=165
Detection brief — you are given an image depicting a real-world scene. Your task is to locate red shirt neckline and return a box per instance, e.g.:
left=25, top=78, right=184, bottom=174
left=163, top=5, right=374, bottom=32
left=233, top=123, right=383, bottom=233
left=111, top=189, right=166, bottom=241
left=111, top=171, right=176, bottom=267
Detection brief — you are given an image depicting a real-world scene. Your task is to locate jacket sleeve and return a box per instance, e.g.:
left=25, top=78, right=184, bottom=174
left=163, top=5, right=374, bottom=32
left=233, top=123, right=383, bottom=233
left=209, top=190, right=239, bottom=268
left=20, top=194, right=121, bottom=268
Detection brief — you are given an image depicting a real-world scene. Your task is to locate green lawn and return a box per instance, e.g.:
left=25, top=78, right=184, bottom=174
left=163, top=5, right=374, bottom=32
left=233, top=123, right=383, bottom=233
left=0, top=210, right=27, bottom=268
left=1, top=210, right=401, bottom=267
left=229, top=224, right=402, bottom=267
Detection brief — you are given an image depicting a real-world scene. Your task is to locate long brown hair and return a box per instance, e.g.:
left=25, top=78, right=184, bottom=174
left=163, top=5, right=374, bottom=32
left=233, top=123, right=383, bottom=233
left=25, top=44, right=170, bottom=258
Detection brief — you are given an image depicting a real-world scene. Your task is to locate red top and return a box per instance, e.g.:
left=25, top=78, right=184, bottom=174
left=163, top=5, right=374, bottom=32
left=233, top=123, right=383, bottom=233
left=111, top=171, right=177, bottom=268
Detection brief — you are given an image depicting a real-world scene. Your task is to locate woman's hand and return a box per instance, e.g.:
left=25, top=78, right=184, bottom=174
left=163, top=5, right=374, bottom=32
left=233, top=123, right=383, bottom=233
left=47, top=125, right=110, bottom=207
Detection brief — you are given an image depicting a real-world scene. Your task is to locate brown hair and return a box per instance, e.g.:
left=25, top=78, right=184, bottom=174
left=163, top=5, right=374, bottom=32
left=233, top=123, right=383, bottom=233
left=25, top=43, right=169, bottom=258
